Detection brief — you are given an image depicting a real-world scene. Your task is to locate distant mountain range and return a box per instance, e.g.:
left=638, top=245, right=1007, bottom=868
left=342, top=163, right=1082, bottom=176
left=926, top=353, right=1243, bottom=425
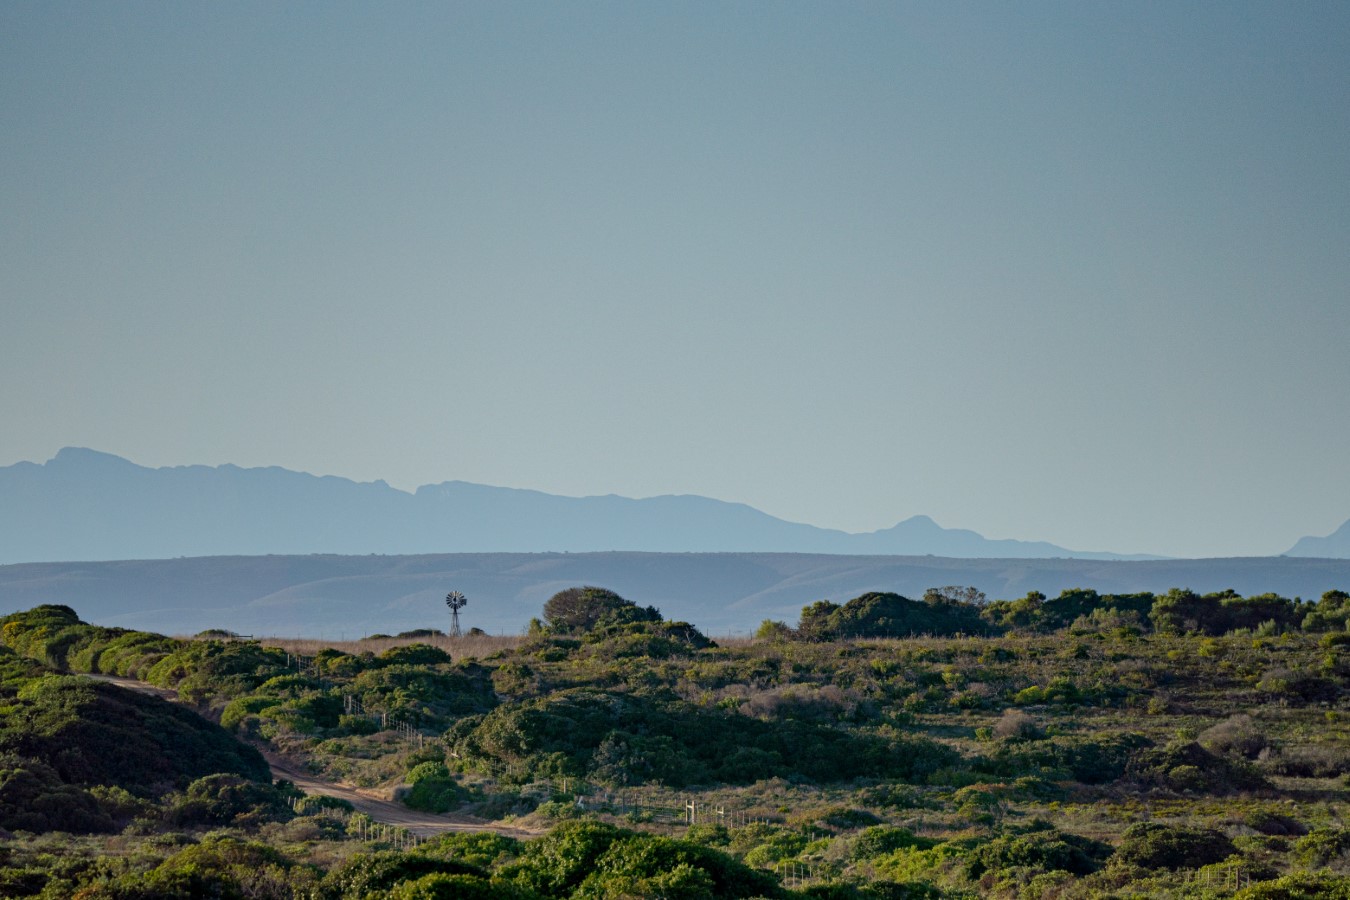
left=0, top=448, right=1171, bottom=564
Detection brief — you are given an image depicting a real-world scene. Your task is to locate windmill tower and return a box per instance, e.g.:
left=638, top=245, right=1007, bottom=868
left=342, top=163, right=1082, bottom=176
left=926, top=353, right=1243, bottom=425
left=445, top=591, right=467, bottom=638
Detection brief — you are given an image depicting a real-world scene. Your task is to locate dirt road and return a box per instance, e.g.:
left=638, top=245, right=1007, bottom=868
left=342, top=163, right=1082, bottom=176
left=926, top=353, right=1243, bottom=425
left=81, top=673, right=539, bottom=839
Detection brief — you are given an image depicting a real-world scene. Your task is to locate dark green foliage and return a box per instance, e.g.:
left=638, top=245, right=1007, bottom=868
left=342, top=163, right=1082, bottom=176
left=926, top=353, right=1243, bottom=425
left=447, top=689, right=959, bottom=787
left=498, top=821, right=626, bottom=897
left=144, top=639, right=290, bottom=702
left=4, top=599, right=1350, bottom=898
left=0, top=646, right=46, bottom=691
left=798, top=592, right=991, bottom=641
left=397, top=629, right=448, bottom=639
left=388, top=873, right=542, bottom=899
left=1292, top=827, right=1350, bottom=867
left=1233, top=872, right=1350, bottom=899
left=320, top=851, right=485, bottom=899
left=1243, top=810, right=1308, bottom=837
left=966, top=827, right=1112, bottom=878
left=541, top=587, right=661, bottom=635
left=1303, top=590, right=1350, bottom=632
left=755, top=619, right=795, bottom=641
left=72, top=834, right=305, bottom=899
left=0, top=753, right=114, bottom=833
left=1151, top=588, right=1302, bottom=635
left=0, top=676, right=269, bottom=794
left=1115, top=822, right=1237, bottom=869
left=794, top=885, right=943, bottom=900
left=580, top=620, right=714, bottom=660
left=499, top=821, right=782, bottom=899
left=404, top=761, right=466, bottom=813
left=1060, top=589, right=1151, bottom=627
left=350, top=663, right=496, bottom=726
left=1127, top=740, right=1269, bottom=793
left=852, top=826, right=936, bottom=860
left=164, top=774, right=289, bottom=828
left=423, top=831, right=523, bottom=869
left=578, top=832, right=783, bottom=898
left=1256, top=667, right=1340, bottom=703
left=979, top=732, right=1151, bottom=784
left=380, top=643, right=453, bottom=667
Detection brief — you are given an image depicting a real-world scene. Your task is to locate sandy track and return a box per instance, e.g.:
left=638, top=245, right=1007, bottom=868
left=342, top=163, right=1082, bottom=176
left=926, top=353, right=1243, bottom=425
left=80, top=673, right=539, bottom=839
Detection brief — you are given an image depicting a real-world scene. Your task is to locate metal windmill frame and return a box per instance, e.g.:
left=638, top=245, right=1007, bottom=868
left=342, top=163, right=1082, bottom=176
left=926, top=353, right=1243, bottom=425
left=445, top=591, right=467, bottom=638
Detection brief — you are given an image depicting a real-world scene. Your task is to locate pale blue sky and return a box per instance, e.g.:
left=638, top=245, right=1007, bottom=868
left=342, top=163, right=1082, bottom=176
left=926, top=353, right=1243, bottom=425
left=3, top=2, right=1348, bottom=558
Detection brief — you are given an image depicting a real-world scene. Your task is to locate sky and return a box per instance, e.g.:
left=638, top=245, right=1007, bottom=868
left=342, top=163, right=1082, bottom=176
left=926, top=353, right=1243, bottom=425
left=3, top=1, right=1348, bottom=559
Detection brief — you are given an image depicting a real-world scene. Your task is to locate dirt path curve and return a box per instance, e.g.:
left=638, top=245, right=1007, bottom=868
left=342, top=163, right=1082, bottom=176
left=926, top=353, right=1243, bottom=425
left=81, top=674, right=539, bottom=839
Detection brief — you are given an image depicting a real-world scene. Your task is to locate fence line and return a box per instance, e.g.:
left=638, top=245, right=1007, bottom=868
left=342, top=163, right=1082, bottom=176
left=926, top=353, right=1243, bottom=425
left=288, top=795, right=427, bottom=850
left=777, top=860, right=816, bottom=887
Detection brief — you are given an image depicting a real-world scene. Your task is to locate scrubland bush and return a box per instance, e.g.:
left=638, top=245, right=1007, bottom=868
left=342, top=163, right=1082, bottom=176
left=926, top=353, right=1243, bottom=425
left=991, top=709, right=1041, bottom=740
left=1200, top=714, right=1272, bottom=759
left=1115, top=822, right=1237, bottom=869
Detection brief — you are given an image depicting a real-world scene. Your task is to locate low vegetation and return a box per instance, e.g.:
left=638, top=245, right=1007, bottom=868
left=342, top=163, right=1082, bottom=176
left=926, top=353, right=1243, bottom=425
left=0, top=582, right=1345, bottom=897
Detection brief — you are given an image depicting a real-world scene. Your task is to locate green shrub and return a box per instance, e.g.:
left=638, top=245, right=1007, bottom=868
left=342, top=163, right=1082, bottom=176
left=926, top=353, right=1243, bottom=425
left=380, top=644, right=453, bottom=667
left=1292, top=828, right=1350, bottom=867
left=1233, top=871, right=1350, bottom=899
left=1127, top=741, right=1269, bottom=793
left=1115, top=823, right=1236, bottom=869
left=321, top=852, right=485, bottom=900
left=422, top=831, right=523, bottom=869
left=966, top=828, right=1111, bottom=878
left=852, top=826, right=935, bottom=860
left=388, top=873, right=541, bottom=899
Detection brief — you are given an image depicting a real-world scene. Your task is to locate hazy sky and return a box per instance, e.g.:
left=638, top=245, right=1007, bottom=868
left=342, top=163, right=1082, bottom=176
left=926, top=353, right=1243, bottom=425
left=3, top=2, right=1348, bottom=558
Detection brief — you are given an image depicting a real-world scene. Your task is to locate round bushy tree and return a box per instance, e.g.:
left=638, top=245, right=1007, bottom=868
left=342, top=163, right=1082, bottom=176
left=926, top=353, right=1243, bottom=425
left=541, top=588, right=660, bottom=635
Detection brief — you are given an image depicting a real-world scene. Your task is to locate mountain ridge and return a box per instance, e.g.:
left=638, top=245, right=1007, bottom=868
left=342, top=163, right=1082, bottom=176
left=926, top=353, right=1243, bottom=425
left=1286, top=518, right=1350, bottom=558
left=4, top=447, right=1157, bottom=563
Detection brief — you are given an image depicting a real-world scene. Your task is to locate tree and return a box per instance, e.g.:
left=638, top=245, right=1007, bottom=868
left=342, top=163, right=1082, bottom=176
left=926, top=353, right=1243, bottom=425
left=541, top=587, right=660, bottom=635
left=923, top=585, right=988, bottom=607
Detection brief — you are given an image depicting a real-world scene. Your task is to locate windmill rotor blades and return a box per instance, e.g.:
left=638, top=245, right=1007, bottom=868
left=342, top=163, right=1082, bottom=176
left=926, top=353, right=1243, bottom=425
left=445, top=591, right=467, bottom=610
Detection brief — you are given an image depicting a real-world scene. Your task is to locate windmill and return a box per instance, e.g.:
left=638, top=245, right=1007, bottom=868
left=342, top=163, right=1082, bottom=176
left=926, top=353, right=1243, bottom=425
left=445, top=591, right=467, bottom=638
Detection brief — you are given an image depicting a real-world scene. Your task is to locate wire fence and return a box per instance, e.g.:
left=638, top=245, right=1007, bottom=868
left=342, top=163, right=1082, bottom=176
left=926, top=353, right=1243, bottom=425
left=288, top=795, right=428, bottom=850
left=777, top=860, right=817, bottom=887
left=1182, top=866, right=1255, bottom=891
left=532, top=779, right=778, bottom=829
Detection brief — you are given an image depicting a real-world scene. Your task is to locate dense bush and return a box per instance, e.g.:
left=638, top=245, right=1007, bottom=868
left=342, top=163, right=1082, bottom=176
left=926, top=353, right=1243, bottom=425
left=320, top=851, right=485, bottom=899
left=403, top=761, right=466, bottom=813
left=0, top=676, right=269, bottom=793
left=499, top=820, right=783, bottom=899
left=164, top=774, right=290, bottom=828
left=1292, top=828, right=1350, bottom=867
left=1126, top=740, right=1269, bottom=794
left=447, top=689, right=959, bottom=787
left=1115, top=823, right=1237, bottom=869
left=852, top=826, right=936, bottom=860
left=979, top=732, right=1151, bottom=785
left=966, top=827, right=1111, bottom=878
left=797, top=592, right=991, bottom=641
left=0, top=753, right=114, bottom=833
left=541, top=588, right=661, bottom=636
